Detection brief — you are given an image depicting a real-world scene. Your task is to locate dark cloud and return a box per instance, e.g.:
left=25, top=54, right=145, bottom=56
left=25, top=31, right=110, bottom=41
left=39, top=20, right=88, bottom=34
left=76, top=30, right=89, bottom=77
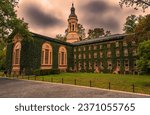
left=83, top=1, right=108, bottom=13
left=24, top=5, right=64, bottom=28
left=80, top=0, right=121, bottom=33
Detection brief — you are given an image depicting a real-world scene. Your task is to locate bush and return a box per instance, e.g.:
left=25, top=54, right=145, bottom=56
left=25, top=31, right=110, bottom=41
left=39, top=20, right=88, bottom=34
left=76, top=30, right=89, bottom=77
left=33, top=69, right=60, bottom=76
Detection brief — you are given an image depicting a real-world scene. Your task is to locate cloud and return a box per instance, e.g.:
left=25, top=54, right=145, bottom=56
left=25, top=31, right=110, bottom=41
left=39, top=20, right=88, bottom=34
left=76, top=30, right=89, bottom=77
left=79, top=0, right=121, bottom=33
left=24, top=5, right=64, bottom=28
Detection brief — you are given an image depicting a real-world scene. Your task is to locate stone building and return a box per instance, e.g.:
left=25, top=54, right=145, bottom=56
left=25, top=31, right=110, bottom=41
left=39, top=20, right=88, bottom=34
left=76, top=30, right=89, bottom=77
left=6, top=4, right=138, bottom=75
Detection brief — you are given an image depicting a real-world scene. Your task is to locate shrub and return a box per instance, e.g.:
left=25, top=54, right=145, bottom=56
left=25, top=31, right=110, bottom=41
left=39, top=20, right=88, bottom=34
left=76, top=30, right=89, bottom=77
left=33, top=69, right=60, bottom=76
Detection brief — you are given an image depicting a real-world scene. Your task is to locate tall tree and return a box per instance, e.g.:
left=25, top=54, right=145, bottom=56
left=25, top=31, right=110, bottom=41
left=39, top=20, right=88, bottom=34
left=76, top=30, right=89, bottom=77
left=87, top=28, right=111, bottom=39
left=0, top=0, right=31, bottom=43
left=123, top=15, right=138, bottom=33
left=87, top=28, right=105, bottom=39
left=137, top=40, right=150, bottom=74
left=119, top=0, right=150, bottom=11
left=78, top=24, right=86, bottom=41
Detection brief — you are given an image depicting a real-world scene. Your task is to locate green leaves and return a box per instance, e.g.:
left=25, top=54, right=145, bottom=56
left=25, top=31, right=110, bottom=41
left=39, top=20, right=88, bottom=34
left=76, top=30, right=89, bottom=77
left=123, top=15, right=138, bottom=34
left=137, top=40, right=150, bottom=74
left=0, top=0, right=31, bottom=43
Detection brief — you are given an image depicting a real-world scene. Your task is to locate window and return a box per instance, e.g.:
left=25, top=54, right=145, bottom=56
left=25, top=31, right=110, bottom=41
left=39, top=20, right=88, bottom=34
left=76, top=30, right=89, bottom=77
left=13, top=42, right=21, bottom=65
left=94, top=46, right=97, bottom=50
left=89, top=46, right=91, bottom=50
left=132, top=49, right=137, bottom=56
left=116, top=42, right=119, bottom=47
left=41, top=43, right=52, bottom=65
left=107, top=44, right=111, bottom=49
left=78, top=54, right=82, bottom=59
left=124, top=60, right=129, bottom=70
left=124, top=49, right=128, bottom=56
left=107, top=50, right=111, bottom=58
left=83, top=54, right=86, bottom=59
left=116, top=49, right=120, bottom=57
left=89, top=53, right=91, bottom=59
left=123, top=41, right=127, bottom=46
left=100, top=52, right=103, bottom=58
left=58, top=46, right=67, bottom=66
left=117, top=60, right=120, bottom=67
left=83, top=47, right=86, bottom=51
left=94, top=52, right=97, bottom=58
left=100, top=45, right=102, bottom=49
left=74, top=54, right=76, bottom=59
left=78, top=47, right=81, bottom=52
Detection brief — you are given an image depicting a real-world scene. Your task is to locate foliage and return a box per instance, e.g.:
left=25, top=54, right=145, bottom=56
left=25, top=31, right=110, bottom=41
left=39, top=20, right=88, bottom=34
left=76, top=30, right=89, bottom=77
left=119, top=0, right=150, bottom=11
left=87, top=28, right=111, bottom=39
left=123, top=15, right=138, bottom=33
left=77, top=24, right=86, bottom=40
left=137, top=40, right=150, bottom=74
left=87, top=28, right=104, bottom=39
left=135, top=14, right=150, bottom=34
left=56, top=34, right=66, bottom=41
left=0, top=0, right=32, bottom=43
left=0, top=42, right=6, bottom=70
left=125, top=14, right=150, bottom=43
left=33, top=69, right=60, bottom=76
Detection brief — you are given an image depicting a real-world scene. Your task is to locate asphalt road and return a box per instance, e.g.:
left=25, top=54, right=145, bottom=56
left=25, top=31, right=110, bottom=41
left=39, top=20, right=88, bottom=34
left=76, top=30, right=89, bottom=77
left=0, top=78, right=149, bottom=98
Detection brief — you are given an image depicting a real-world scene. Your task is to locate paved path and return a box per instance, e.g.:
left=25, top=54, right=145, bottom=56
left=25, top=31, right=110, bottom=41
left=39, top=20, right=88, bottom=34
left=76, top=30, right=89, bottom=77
left=0, top=78, right=149, bottom=98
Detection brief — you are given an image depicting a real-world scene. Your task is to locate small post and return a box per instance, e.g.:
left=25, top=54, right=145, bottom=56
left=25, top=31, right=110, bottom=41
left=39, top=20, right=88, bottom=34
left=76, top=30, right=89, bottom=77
left=90, top=80, right=92, bottom=87
left=132, top=84, right=135, bottom=93
left=51, top=77, right=53, bottom=82
left=74, top=79, right=76, bottom=85
left=62, top=78, right=64, bottom=84
left=42, top=76, right=44, bottom=81
left=109, top=82, right=111, bottom=90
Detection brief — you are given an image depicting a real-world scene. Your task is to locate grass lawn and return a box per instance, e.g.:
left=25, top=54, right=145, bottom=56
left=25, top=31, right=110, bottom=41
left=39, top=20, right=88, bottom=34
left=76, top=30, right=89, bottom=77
left=24, top=73, right=150, bottom=95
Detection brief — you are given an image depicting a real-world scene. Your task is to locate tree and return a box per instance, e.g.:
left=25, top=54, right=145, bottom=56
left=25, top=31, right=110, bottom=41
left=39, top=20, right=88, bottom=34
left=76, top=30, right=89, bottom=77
left=87, top=28, right=105, bottom=39
left=123, top=15, right=138, bottom=33
left=137, top=40, right=150, bottom=74
left=87, top=28, right=111, bottom=39
left=0, top=0, right=31, bottom=43
left=56, top=34, right=66, bottom=41
left=77, top=24, right=86, bottom=40
left=105, top=30, right=111, bottom=36
left=119, top=0, right=150, bottom=11
left=0, top=42, right=6, bottom=70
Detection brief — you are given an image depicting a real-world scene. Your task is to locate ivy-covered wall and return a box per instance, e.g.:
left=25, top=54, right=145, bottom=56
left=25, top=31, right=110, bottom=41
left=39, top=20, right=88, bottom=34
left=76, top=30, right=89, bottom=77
left=73, top=37, right=138, bottom=74
left=6, top=33, right=74, bottom=75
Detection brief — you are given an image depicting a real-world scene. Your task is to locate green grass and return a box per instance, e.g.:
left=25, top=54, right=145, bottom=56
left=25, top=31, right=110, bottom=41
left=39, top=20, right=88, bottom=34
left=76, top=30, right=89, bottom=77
left=18, top=73, right=150, bottom=95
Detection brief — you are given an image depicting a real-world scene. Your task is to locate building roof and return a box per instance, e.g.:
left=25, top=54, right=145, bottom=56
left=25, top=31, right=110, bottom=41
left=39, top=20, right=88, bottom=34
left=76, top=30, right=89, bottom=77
left=73, top=34, right=127, bottom=46
left=31, top=32, right=128, bottom=47
left=32, top=32, right=73, bottom=46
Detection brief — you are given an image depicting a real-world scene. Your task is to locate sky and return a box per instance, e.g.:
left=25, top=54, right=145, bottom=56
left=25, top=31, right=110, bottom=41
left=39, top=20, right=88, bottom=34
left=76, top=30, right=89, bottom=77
left=16, top=0, right=150, bottom=38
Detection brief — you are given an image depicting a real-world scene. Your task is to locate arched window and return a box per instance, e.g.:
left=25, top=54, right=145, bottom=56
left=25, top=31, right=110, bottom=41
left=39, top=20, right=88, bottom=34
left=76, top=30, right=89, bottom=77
left=13, top=42, right=21, bottom=65
left=58, top=46, right=67, bottom=67
left=41, top=43, right=52, bottom=66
